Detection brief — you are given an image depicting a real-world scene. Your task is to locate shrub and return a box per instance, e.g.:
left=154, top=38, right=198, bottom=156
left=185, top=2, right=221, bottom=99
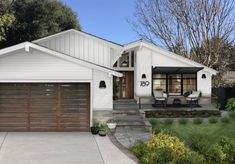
left=131, top=133, right=203, bottom=164
left=163, top=118, right=173, bottom=125
left=149, top=119, right=159, bottom=127
left=146, top=133, right=187, bottom=157
left=226, top=98, right=235, bottom=111
left=175, top=150, right=205, bottom=164
left=193, top=118, right=203, bottom=124
left=208, top=117, right=218, bottom=124
left=228, top=111, right=235, bottom=119
left=204, top=143, right=226, bottom=163
left=218, top=137, right=235, bottom=163
left=130, top=141, right=147, bottom=159
left=178, top=118, right=188, bottom=124
left=140, top=147, right=174, bottom=164
left=221, top=117, right=230, bottom=123
left=100, top=124, right=110, bottom=135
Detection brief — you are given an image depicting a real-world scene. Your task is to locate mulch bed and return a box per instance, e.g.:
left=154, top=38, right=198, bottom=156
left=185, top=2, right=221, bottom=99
left=145, top=110, right=221, bottom=118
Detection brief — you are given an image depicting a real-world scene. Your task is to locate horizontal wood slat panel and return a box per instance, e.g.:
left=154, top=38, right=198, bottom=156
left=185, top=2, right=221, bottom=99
left=0, top=83, right=90, bottom=132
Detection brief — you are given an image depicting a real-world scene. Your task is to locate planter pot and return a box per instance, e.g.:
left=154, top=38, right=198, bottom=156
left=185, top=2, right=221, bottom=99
left=107, top=123, right=117, bottom=129
left=99, top=130, right=106, bottom=137
left=113, top=96, right=118, bottom=100
left=90, top=127, right=99, bottom=135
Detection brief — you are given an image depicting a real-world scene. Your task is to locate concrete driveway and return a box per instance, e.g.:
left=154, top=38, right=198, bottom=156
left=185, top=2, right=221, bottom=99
left=0, top=132, right=136, bottom=164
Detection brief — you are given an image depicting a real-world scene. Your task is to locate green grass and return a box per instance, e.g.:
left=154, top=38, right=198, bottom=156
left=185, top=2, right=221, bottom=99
left=152, top=116, right=235, bottom=145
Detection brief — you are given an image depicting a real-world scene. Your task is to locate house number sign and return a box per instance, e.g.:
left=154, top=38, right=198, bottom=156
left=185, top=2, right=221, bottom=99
left=140, top=81, right=150, bottom=87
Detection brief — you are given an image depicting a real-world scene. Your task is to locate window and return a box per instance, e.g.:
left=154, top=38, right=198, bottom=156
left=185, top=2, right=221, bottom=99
left=183, top=74, right=197, bottom=94
left=153, top=74, right=166, bottom=92
left=119, top=52, right=129, bottom=67
left=152, top=73, right=197, bottom=95
left=168, top=74, right=181, bottom=95
left=113, top=51, right=135, bottom=68
left=131, top=51, right=134, bottom=67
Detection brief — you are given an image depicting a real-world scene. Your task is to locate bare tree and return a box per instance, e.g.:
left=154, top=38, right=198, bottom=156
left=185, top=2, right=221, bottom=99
left=131, top=0, right=235, bottom=69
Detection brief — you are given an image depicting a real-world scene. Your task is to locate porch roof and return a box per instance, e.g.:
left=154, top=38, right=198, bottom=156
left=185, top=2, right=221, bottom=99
left=152, top=66, right=204, bottom=74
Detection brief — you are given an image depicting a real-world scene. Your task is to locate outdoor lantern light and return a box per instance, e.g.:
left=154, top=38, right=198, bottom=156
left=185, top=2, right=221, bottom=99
left=202, top=74, right=206, bottom=79
left=121, top=61, right=128, bottom=67
left=142, top=74, right=146, bottom=79
left=99, top=81, right=106, bottom=88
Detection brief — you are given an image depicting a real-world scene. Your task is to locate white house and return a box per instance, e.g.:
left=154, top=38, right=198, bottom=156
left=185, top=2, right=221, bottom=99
left=0, top=29, right=216, bottom=131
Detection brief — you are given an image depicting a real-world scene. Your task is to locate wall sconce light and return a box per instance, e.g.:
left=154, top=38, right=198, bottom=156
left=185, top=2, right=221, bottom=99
left=99, top=81, right=106, bottom=88
left=202, top=74, right=206, bottom=79
left=142, top=74, right=146, bottom=79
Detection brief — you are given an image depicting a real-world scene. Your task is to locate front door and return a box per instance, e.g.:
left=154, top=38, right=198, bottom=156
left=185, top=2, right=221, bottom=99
left=114, top=71, right=134, bottom=99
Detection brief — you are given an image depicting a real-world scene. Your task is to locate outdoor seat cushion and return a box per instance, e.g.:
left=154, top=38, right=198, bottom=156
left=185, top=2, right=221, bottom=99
left=186, top=97, right=198, bottom=101
left=186, top=91, right=201, bottom=101
left=155, top=97, right=166, bottom=101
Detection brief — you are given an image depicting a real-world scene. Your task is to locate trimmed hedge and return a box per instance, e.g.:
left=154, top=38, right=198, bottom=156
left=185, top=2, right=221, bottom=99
left=145, top=110, right=221, bottom=118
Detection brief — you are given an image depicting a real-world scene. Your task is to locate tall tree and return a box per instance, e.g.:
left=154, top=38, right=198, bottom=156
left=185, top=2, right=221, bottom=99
left=131, top=0, right=235, bottom=68
left=0, top=0, right=15, bottom=41
left=0, top=0, right=81, bottom=48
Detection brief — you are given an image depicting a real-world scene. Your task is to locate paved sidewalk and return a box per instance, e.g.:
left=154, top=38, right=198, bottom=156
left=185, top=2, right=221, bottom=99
left=94, top=135, right=136, bottom=164
left=0, top=132, right=136, bottom=164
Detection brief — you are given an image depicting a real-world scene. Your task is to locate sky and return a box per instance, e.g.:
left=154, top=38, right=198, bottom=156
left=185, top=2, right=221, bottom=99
left=62, top=0, right=139, bottom=45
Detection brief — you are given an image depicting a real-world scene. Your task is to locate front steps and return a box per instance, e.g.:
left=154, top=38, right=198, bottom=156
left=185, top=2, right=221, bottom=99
left=113, top=99, right=150, bottom=129
left=113, top=99, right=139, bottom=109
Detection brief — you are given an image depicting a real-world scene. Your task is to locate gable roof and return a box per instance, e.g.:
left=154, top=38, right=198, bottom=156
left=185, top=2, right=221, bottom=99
left=33, top=29, right=123, bottom=48
left=0, top=42, right=122, bottom=77
left=124, top=40, right=217, bottom=75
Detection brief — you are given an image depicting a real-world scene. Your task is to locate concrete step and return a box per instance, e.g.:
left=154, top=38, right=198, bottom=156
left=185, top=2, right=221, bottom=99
left=114, top=99, right=136, bottom=104
left=117, top=121, right=145, bottom=126
left=114, top=115, right=143, bottom=121
left=113, top=108, right=139, bottom=115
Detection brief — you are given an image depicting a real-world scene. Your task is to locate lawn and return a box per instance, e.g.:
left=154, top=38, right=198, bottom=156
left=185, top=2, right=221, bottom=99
left=151, top=116, right=235, bottom=145
left=131, top=113, right=235, bottom=164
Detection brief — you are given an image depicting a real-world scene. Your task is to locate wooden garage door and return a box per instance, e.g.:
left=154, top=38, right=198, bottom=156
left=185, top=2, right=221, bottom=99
left=0, top=83, right=90, bottom=131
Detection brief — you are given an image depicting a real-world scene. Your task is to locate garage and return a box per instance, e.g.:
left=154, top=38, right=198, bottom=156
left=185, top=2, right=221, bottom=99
left=0, top=83, right=90, bottom=132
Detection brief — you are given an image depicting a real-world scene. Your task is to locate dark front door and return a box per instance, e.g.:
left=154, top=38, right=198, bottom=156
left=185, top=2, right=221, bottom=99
left=115, top=71, right=134, bottom=99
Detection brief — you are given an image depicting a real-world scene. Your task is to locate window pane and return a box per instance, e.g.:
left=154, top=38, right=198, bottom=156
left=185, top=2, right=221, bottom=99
left=153, top=79, right=166, bottom=92
left=113, top=61, right=117, bottom=67
left=119, top=53, right=129, bottom=67
left=131, top=51, right=134, bottom=67
left=183, top=79, right=197, bottom=93
left=168, top=78, right=181, bottom=94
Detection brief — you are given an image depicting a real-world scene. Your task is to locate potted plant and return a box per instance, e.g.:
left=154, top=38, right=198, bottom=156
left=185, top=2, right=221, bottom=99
left=90, top=120, right=100, bottom=135
left=99, top=124, right=111, bottom=137
left=113, top=80, right=119, bottom=100
left=106, top=119, right=117, bottom=129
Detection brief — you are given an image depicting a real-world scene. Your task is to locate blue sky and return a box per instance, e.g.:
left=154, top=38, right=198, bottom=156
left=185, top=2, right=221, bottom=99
left=62, top=0, right=139, bottom=44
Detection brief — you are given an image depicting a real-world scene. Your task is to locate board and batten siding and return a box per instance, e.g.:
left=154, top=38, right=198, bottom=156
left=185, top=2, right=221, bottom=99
left=0, top=49, right=92, bottom=81
left=34, top=30, right=123, bottom=68
left=134, top=46, right=213, bottom=97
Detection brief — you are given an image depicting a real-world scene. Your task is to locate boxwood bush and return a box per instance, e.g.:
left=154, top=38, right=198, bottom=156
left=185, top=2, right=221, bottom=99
left=178, top=118, right=188, bottom=124
left=163, top=118, right=173, bottom=125
left=221, top=117, right=230, bottom=123
left=226, top=98, right=235, bottom=111
left=208, top=117, right=218, bottom=124
left=193, top=118, right=203, bottom=124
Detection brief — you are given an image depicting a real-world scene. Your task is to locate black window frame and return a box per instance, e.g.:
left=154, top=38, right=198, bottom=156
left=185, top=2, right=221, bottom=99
left=152, top=73, right=197, bottom=96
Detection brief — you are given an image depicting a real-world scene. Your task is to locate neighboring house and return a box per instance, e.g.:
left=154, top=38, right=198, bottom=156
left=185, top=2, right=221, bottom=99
left=0, top=29, right=217, bottom=132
